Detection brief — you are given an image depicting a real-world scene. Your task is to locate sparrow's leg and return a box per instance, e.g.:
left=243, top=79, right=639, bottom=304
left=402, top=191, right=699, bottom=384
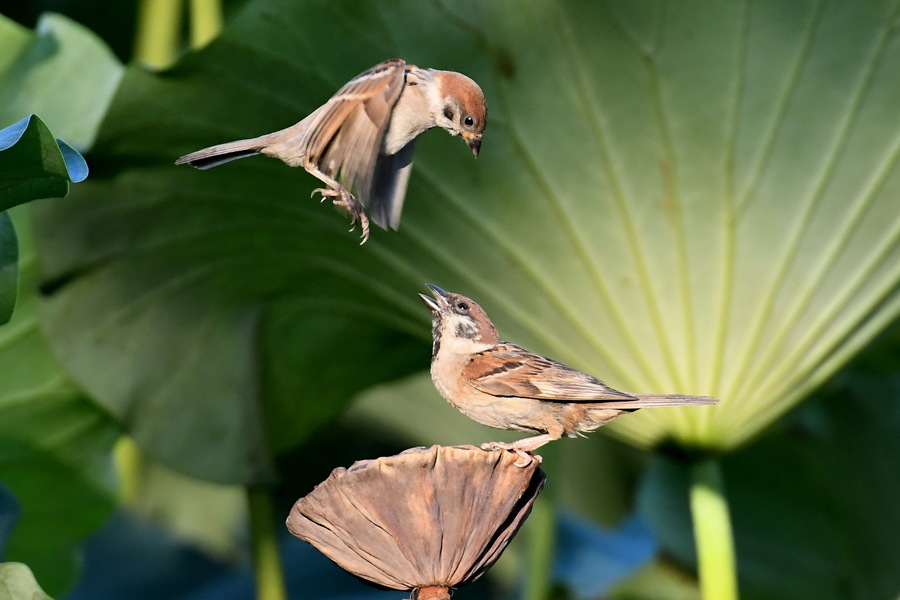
left=482, top=433, right=557, bottom=467
left=303, top=159, right=370, bottom=244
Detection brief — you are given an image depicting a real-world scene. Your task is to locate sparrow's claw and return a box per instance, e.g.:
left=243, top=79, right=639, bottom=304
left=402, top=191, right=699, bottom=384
left=511, top=450, right=536, bottom=468
left=311, top=187, right=339, bottom=202
left=340, top=203, right=369, bottom=244
left=311, top=186, right=370, bottom=243
left=354, top=212, right=370, bottom=244
left=481, top=441, right=540, bottom=468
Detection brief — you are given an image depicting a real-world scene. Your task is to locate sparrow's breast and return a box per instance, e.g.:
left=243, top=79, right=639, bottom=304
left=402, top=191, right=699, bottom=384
left=429, top=350, right=568, bottom=435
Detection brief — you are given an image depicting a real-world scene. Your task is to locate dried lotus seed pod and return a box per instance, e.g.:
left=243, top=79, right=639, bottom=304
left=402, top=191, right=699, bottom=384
left=287, top=444, right=546, bottom=599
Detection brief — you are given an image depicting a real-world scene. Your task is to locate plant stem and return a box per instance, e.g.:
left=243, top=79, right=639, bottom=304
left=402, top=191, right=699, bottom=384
left=690, top=458, right=738, bottom=600
left=248, top=486, right=287, bottom=600
left=522, top=495, right=555, bottom=600
left=190, top=0, right=223, bottom=49
left=114, top=436, right=142, bottom=505
left=134, top=0, right=183, bottom=68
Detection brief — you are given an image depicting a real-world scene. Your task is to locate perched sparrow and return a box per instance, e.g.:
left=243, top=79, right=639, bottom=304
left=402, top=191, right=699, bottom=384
left=175, top=59, right=487, bottom=243
left=419, top=285, right=718, bottom=466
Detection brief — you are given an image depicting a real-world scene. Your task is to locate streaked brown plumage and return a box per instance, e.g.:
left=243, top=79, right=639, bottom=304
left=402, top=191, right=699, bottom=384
left=419, top=284, right=718, bottom=465
left=176, top=59, right=486, bottom=243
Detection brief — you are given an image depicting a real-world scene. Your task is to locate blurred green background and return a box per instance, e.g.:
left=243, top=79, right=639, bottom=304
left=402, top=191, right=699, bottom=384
left=1, top=1, right=900, bottom=599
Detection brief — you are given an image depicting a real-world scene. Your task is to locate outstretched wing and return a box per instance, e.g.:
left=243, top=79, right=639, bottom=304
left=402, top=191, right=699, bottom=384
left=302, top=59, right=407, bottom=202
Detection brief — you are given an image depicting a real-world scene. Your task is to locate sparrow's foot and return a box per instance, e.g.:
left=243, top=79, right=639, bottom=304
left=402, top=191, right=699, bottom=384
left=481, top=441, right=541, bottom=468
left=311, top=187, right=370, bottom=244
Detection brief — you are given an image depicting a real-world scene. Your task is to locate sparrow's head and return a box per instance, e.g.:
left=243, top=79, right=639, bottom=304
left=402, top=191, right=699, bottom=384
left=433, top=72, right=487, bottom=157
left=419, top=284, right=499, bottom=356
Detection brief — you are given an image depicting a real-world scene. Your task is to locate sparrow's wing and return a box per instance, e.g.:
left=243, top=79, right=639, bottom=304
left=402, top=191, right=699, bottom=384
left=463, top=343, right=638, bottom=403
left=302, top=59, right=406, bottom=199
left=366, top=139, right=415, bottom=229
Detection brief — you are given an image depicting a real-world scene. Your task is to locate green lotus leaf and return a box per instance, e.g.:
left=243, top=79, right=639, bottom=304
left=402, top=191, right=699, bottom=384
left=31, top=0, right=900, bottom=484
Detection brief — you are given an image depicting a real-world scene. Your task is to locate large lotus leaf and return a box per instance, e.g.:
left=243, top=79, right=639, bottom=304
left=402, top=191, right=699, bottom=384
left=31, top=0, right=900, bottom=484
left=0, top=209, right=119, bottom=596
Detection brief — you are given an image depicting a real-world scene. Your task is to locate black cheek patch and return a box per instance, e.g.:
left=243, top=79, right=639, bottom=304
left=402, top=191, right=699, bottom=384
left=455, top=322, right=476, bottom=339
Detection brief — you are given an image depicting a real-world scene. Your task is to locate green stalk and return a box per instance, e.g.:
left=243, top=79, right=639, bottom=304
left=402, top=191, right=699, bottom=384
left=248, top=486, right=288, bottom=600
left=134, top=0, right=184, bottom=68
left=190, top=0, right=223, bottom=49
left=690, top=458, right=738, bottom=600
left=114, top=436, right=142, bottom=506
left=522, top=495, right=555, bottom=600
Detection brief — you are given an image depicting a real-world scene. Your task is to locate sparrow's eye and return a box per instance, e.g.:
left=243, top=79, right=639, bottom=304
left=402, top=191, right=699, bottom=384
left=464, top=115, right=475, bottom=127
left=456, top=301, right=469, bottom=313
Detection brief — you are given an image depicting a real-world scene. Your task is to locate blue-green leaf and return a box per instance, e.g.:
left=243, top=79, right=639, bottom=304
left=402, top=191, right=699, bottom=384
left=0, top=115, right=88, bottom=210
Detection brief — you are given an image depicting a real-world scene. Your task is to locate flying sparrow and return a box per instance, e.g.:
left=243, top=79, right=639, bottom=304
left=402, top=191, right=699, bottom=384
left=419, top=285, right=718, bottom=466
left=175, top=59, right=486, bottom=243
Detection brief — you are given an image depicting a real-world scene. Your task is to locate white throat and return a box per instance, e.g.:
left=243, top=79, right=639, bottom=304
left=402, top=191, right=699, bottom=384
left=437, top=317, right=494, bottom=355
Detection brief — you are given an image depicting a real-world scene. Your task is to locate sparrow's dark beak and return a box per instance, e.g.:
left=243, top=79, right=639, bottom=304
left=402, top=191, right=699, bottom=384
left=466, top=136, right=481, bottom=157
left=419, top=284, right=450, bottom=312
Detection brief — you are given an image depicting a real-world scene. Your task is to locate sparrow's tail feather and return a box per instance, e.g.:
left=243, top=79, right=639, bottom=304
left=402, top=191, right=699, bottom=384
left=630, top=394, right=718, bottom=407
left=175, top=137, right=270, bottom=170
left=582, top=394, right=718, bottom=409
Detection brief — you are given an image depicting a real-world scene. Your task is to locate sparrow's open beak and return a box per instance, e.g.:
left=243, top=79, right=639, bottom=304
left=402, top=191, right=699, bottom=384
left=462, top=133, right=481, bottom=157
left=419, top=284, right=450, bottom=312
